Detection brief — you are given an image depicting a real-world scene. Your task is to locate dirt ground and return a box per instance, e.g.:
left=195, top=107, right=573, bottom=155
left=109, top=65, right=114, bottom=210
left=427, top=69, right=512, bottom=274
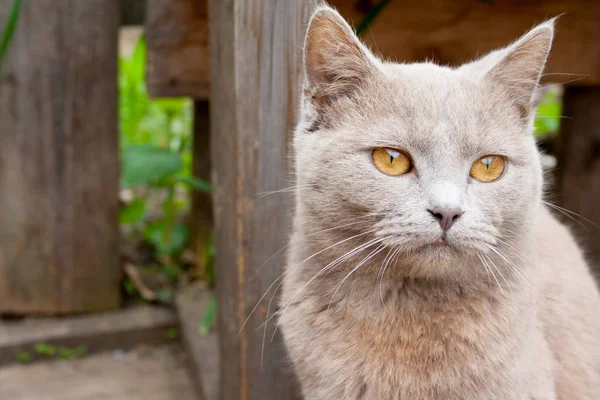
left=0, top=344, right=197, bottom=400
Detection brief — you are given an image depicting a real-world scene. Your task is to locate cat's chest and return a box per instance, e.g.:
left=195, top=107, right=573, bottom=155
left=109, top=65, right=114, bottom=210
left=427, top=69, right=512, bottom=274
left=326, top=300, right=497, bottom=370
left=304, top=286, right=531, bottom=397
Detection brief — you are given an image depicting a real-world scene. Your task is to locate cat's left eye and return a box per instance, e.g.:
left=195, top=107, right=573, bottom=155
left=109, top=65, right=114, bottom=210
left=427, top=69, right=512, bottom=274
left=470, top=155, right=505, bottom=182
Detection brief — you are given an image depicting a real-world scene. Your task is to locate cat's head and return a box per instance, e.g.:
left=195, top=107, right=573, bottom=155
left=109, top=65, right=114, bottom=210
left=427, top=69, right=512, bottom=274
left=293, top=6, right=554, bottom=278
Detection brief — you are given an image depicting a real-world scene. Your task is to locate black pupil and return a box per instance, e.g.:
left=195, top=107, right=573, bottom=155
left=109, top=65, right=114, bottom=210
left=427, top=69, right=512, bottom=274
left=484, top=157, right=492, bottom=170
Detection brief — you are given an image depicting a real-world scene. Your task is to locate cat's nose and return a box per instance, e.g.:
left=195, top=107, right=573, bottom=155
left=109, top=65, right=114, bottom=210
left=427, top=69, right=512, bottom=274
left=428, top=207, right=463, bottom=232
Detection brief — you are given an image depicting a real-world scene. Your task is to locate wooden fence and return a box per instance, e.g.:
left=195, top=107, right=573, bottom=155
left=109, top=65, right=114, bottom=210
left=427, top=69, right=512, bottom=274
left=0, top=0, right=121, bottom=314
left=1, top=0, right=599, bottom=399
left=146, top=1, right=600, bottom=399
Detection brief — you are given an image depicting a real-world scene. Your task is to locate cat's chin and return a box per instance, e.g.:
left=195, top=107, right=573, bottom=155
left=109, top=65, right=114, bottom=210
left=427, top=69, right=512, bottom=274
left=392, top=236, right=482, bottom=275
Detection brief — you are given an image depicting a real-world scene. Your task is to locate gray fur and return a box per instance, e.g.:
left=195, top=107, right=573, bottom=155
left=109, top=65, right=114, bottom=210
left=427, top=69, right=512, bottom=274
left=280, top=6, right=600, bottom=400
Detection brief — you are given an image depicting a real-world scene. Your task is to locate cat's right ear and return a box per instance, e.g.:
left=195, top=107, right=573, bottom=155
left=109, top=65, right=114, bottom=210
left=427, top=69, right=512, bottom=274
left=303, top=6, right=380, bottom=106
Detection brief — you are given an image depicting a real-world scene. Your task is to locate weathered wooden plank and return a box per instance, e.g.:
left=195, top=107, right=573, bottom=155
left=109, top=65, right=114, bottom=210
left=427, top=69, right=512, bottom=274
left=146, top=0, right=209, bottom=98
left=555, top=87, right=600, bottom=273
left=331, top=0, right=600, bottom=86
left=0, top=0, right=121, bottom=314
left=148, top=0, right=600, bottom=99
left=208, top=1, right=317, bottom=398
left=0, top=306, right=177, bottom=366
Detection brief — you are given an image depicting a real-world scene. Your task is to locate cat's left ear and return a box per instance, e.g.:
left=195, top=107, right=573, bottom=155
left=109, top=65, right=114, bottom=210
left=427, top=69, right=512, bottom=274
left=475, top=20, right=555, bottom=115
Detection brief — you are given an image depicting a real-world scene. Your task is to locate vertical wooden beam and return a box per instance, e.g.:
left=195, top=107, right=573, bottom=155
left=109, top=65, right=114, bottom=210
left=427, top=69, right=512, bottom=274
left=190, top=101, right=213, bottom=281
left=556, top=87, right=600, bottom=272
left=208, top=1, right=316, bottom=398
left=121, top=0, right=146, bottom=25
left=0, top=0, right=121, bottom=314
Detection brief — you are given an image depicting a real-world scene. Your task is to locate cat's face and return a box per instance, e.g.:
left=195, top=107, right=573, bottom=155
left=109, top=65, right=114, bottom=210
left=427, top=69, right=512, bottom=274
left=294, top=7, right=553, bottom=277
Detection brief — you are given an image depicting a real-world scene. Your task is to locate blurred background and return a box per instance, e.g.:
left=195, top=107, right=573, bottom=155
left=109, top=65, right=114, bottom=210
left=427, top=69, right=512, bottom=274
left=0, top=1, right=598, bottom=399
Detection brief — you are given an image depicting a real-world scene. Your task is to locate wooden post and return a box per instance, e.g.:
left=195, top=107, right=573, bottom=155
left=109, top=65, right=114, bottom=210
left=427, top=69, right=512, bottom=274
left=145, top=0, right=210, bottom=99
left=0, top=0, right=121, bottom=314
left=556, top=87, right=600, bottom=272
left=121, top=0, right=146, bottom=25
left=190, top=101, right=213, bottom=281
left=208, top=1, right=316, bottom=398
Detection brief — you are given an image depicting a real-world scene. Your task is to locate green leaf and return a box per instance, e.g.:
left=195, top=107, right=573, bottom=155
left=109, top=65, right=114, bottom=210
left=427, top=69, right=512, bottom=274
left=204, top=233, right=216, bottom=286
left=34, top=343, right=57, bottom=356
left=123, top=278, right=138, bottom=296
left=154, top=98, right=188, bottom=114
left=199, top=296, right=217, bottom=335
left=143, top=220, right=189, bottom=255
left=121, top=145, right=184, bottom=188
left=16, top=352, right=32, bottom=363
left=534, top=90, right=562, bottom=136
left=129, top=34, right=147, bottom=84
left=164, top=328, right=179, bottom=340
left=57, top=346, right=88, bottom=360
left=355, top=0, right=391, bottom=37
left=177, top=176, right=212, bottom=192
left=119, top=198, right=146, bottom=224
left=0, top=0, right=20, bottom=70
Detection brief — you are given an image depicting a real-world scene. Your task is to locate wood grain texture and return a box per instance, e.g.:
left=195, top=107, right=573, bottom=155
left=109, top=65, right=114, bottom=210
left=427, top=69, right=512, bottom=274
left=0, top=0, right=121, bottom=314
left=556, top=88, right=600, bottom=274
left=146, top=0, right=209, bottom=98
left=147, top=0, right=600, bottom=99
left=329, top=0, right=600, bottom=86
left=208, top=1, right=317, bottom=398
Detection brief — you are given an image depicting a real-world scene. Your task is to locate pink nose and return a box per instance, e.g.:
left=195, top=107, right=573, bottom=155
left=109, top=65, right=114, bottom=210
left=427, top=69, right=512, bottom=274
left=428, top=207, right=463, bottom=232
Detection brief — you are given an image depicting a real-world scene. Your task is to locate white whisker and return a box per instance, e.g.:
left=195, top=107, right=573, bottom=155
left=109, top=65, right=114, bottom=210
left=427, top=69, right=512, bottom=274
left=478, top=253, right=504, bottom=295
left=239, top=228, right=378, bottom=335
left=328, top=242, right=387, bottom=309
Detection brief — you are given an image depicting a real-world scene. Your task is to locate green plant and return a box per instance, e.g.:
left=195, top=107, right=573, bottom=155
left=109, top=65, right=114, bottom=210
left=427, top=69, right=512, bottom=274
left=0, top=0, right=20, bottom=70
left=15, top=351, right=32, bottom=363
left=534, top=89, right=562, bottom=136
left=355, top=0, right=392, bottom=37
left=119, top=34, right=213, bottom=297
left=33, top=343, right=88, bottom=360
left=164, top=328, right=180, bottom=340
left=198, top=295, right=217, bottom=335
left=57, top=345, right=88, bottom=360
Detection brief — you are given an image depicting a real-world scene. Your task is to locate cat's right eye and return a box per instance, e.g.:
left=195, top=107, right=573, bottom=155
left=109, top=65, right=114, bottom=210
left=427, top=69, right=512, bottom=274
left=372, top=148, right=412, bottom=176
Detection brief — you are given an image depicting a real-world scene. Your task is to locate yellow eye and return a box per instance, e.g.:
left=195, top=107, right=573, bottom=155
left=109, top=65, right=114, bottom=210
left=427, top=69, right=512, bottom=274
left=470, top=155, right=505, bottom=182
left=372, top=148, right=412, bottom=176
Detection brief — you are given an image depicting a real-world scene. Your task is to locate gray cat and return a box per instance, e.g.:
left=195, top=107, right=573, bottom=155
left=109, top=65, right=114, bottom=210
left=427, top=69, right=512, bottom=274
left=280, top=5, right=600, bottom=400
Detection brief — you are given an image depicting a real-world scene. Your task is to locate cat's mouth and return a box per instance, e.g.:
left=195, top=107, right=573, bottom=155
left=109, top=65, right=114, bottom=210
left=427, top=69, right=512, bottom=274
left=431, top=235, right=449, bottom=247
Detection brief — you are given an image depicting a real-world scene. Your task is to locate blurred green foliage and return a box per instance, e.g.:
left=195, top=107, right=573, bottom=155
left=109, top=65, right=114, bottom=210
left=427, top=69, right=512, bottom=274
left=198, top=295, right=217, bottom=335
left=15, top=343, right=89, bottom=363
left=534, top=89, right=562, bottom=136
left=119, top=35, right=213, bottom=302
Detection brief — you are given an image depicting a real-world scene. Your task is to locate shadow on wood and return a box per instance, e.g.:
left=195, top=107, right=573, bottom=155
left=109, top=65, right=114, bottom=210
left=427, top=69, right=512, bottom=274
left=556, top=87, right=600, bottom=276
